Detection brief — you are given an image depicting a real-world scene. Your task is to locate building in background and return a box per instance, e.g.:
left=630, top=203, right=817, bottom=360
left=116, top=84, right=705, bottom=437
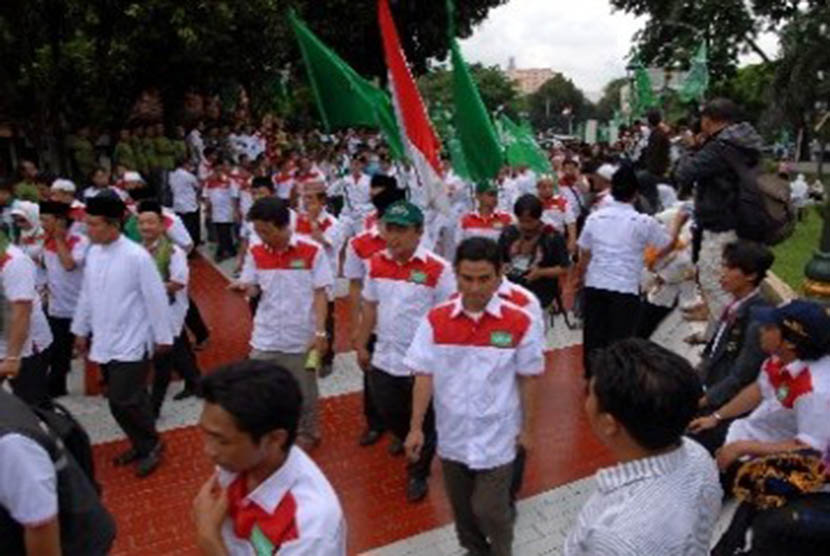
left=505, top=57, right=556, bottom=95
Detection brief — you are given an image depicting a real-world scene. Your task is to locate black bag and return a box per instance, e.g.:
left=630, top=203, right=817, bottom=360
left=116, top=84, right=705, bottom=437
left=0, top=391, right=115, bottom=555
left=31, top=401, right=99, bottom=492
left=723, top=146, right=795, bottom=246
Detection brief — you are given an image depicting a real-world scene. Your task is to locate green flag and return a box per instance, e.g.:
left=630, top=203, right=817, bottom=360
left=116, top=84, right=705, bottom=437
left=679, top=42, right=709, bottom=104
left=449, top=39, right=503, bottom=183
left=498, top=115, right=552, bottom=173
left=632, top=58, right=657, bottom=115
left=289, top=11, right=404, bottom=159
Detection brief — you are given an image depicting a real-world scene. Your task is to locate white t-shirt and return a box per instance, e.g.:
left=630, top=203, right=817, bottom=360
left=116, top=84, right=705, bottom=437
left=1, top=245, right=52, bottom=358
left=578, top=200, right=671, bottom=295
left=0, top=433, right=58, bottom=527
left=169, top=168, right=201, bottom=214
left=41, top=233, right=89, bottom=319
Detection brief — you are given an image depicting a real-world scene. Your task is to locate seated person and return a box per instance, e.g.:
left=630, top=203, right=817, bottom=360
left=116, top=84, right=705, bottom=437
left=565, top=339, right=722, bottom=555
left=691, top=300, right=830, bottom=482
left=497, top=194, right=569, bottom=311
left=686, top=241, right=774, bottom=454
left=691, top=300, right=830, bottom=555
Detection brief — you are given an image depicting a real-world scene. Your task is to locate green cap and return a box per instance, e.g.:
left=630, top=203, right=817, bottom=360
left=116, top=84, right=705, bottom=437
left=476, top=181, right=498, bottom=195
left=382, top=200, right=424, bottom=227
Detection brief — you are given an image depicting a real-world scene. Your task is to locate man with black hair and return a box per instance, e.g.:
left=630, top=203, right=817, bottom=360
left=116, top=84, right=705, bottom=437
left=355, top=201, right=456, bottom=502
left=193, top=360, right=345, bottom=555
left=565, top=339, right=722, bottom=555
left=675, top=98, right=764, bottom=341
left=136, top=200, right=201, bottom=416
left=456, top=182, right=515, bottom=246
left=203, top=156, right=240, bottom=262
left=405, top=237, right=543, bottom=556
left=687, top=241, right=774, bottom=453
left=231, top=197, right=332, bottom=451
left=498, top=194, right=570, bottom=312
left=577, top=165, right=675, bottom=376
left=169, top=157, right=202, bottom=246
left=636, top=109, right=671, bottom=212
left=71, top=193, right=172, bottom=476
left=39, top=200, right=89, bottom=398
left=335, top=157, right=373, bottom=240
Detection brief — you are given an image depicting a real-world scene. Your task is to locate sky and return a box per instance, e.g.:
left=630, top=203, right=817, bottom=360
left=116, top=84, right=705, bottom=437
left=458, top=0, right=779, bottom=101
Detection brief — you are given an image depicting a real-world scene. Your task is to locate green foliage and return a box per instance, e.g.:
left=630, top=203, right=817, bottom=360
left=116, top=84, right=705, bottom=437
left=0, top=0, right=506, bottom=157
left=526, top=74, right=590, bottom=133
left=595, top=78, right=628, bottom=121
left=419, top=64, right=521, bottom=118
left=772, top=206, right=823, bottom=291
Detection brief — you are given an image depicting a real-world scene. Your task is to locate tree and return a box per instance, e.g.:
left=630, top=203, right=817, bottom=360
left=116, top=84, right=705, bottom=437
left=526, top=74, right=591, bottom=133
left=594, top=77, right=628, bottom=121
left=608, top=0, right=825, bottom=83
left=418, top=64, right=521, bottom=118
left=0, top=0, right=507, bottom=171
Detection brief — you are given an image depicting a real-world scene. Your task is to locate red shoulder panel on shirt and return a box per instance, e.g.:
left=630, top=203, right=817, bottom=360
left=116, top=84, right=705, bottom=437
left=0, top=252, right=11, bottom=270
left=295, top=215, right=334, bottom=235
left=764, top=358, right=814, bottom=409
left=351, top=232, right=387, bottom=260
left=251, top=239, right=319, bottom=271
left=227, top=477, right=300, bottom=549
left=428, top=302, right=531, bottom=348
left=44, top=234, right=82, bottom=253
left=499, top=287, right=531, bottom=308
left=369, top=253, right=444, bottom=288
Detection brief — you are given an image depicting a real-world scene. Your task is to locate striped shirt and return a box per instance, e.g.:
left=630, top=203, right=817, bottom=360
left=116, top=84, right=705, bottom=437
left=564, top=438, right=721, bottom=556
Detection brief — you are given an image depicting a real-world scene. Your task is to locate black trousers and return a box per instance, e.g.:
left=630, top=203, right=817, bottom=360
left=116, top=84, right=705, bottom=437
left=101, top=359, right=159, bottom=456
left=10, top=350, right=50, bottom=407
left=363, top=334, right=385, bottom=433
left=214, top=222, right=236, bottom=260
left=582, top=287, right=641, bottom=377
left=185, top=297, right=210, bottom=344
left=151, top=332, right=201, bottom=414
left=635, top=301, right=674, bottom=340
left=47, top=316, right=74, bottom=397
left=750, top=493, right=830, bottom=555
left=177, top=209, right=201, bottom=247
left=368, top=367, right=436, bottom=480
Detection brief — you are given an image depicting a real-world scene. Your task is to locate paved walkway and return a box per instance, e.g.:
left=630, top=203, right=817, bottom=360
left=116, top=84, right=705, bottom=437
left=62, top=253, right=707, bottom=555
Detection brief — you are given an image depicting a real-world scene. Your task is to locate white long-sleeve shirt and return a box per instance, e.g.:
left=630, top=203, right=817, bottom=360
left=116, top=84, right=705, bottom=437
left=71, top=235, right=173, bottom=363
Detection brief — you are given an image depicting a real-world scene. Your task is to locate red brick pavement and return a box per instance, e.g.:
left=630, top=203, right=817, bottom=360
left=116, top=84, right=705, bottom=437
left=93, top=256, right=613, bottom=555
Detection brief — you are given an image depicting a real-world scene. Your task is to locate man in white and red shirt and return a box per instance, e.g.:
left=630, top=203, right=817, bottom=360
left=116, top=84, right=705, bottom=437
left=49, top=179, right=88, bottom=236
left=455, top=181, right=514, bottom=246
left=404, top=236, right=544, bottom=555
left=272, top=159, right=296, bottom=202
left=194, top=361, right=346, bottom=556
left=335, top=157, right=373, bottom=241
left=343, top=183, right=406, bottom=449
left=355, top=201, right=456, bottom=503
left=204, top=157, right=240, bottom=261
left=1, top=238, right=54, bottom=406
left=39, top=201, right=89, bottom=398
left=233, top=197, right=333, bottom=450
left=537, top=175, right=577, bottom=255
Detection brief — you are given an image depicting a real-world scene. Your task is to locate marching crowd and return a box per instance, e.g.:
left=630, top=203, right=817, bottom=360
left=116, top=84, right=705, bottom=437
left=1, top=97, right=829, bottom=555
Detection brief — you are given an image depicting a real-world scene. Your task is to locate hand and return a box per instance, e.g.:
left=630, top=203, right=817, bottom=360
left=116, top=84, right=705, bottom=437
left=356, top=346, right=371, bottom=372
left=311, top=335, right=328, bottom=358
left=404, top=429, right=424, bottom=462
left=688, top=415, right=718, bottom=434
left=0, top=358, right=21, bottom=379
left=698, top=395, right=708, bottom=409
left=525, top=266, right=543, bottom=283
left=715, top=442, right=747, bottom=472
left=74, top=336, right=89, bottom=358
left=516, top=429, right=533, bottom=452
left=155, top=343, right=173, bottom=356
left=192, top=474, right=229, bottom=544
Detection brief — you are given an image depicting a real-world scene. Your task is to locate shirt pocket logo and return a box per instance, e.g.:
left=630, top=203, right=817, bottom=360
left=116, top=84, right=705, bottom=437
left=410, top=270, right=427, bottom=284
left=490, top=331, right=513, bottom=348
left=290, top=259, right=306, bottom=270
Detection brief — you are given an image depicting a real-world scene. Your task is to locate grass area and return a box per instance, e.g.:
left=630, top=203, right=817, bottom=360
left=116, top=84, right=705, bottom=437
left=771, top=206, right=824, bottom=291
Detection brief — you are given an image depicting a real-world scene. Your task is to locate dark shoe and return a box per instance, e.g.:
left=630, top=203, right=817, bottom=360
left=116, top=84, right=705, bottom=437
left=388, top=436, right=404, bottom=456
left=358, top=429, right=383, bottom=447
left=135, top=442, right=164, bottom=478
left=113, top=448, right=140, bottom=466
left=173, top=387, right=196, bottom=401
left=406, top=477, right=428, bottom=503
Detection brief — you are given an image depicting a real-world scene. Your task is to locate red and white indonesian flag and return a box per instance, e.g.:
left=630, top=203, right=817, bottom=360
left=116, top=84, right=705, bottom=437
left=378, top=0, right=448, bottom=214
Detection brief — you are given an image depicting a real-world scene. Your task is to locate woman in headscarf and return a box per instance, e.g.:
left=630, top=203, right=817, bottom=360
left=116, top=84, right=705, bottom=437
left=9, top=200, right=45, bottom=261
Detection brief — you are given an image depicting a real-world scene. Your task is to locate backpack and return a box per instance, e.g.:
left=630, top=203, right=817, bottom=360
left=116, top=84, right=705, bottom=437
left=31, top=401, right=99, bottom=492
left=0, top=391, right=115, bottom=555
left=723, top=145, right=795, bottom=246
